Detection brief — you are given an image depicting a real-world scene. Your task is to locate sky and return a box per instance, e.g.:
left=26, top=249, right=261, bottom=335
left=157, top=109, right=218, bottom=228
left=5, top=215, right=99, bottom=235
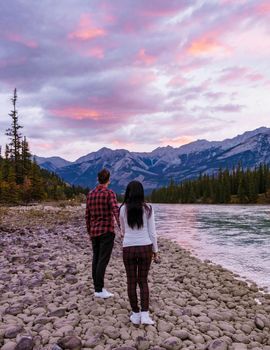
left=0, top=0, right=270, bottom=161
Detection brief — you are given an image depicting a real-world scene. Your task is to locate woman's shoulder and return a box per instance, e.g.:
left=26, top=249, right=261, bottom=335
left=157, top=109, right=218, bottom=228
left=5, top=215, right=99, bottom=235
left=143, top=203, right=153, bottom=217
left=119, top=204, right=126, bottom=214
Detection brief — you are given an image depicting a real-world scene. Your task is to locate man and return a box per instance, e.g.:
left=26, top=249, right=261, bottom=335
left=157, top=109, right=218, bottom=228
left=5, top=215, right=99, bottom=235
left=85, top=168, right=120, bottom=298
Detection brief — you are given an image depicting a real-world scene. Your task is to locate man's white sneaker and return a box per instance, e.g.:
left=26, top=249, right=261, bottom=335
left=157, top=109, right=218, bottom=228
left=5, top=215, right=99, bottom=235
left=141, top=311, right=155, bottom=325
left=94, top=288, right=114, bottom=298
left=102, top=288, right=114, bottom=297
left=130, top=312, right=141, bottom=325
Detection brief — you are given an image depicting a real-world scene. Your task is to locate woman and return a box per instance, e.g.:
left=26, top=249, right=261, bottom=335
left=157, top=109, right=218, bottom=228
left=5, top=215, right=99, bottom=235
left=120, top=181, right=158, bottom=325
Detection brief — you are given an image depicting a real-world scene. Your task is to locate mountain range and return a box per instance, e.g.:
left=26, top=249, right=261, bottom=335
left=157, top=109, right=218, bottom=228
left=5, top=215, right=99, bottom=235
left=35, top=127, right=270, bottom=193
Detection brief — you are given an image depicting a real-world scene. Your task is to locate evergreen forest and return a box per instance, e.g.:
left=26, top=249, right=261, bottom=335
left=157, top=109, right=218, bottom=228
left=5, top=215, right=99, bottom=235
left=150, top=165, right=270, bottom=204
left=0, top=89, right=87, bottom=204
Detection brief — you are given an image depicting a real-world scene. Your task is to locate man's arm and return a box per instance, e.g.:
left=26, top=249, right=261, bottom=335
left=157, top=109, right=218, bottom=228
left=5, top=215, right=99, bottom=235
left=85, top=193, right=91, bottom=235
left=108, top=191, right=120, bottom=228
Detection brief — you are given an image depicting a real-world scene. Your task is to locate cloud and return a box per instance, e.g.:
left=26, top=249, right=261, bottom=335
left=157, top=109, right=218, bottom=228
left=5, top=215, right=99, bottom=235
left=211, top=104, right=245, bottom=113
left=187, top=36, right=231, bottom=56
left=218, top=66, right=266, bottom=84
left=0, top=0, right=269, bottom=159
left=68, top=14, right=107, bottom=41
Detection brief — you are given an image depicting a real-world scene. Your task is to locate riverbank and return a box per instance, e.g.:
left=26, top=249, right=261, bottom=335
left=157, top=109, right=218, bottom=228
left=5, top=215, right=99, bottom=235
left=0, top=206, right=269, bottom=350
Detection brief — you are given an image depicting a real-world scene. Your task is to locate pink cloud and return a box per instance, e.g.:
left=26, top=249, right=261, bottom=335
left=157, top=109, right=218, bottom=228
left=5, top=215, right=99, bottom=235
left=255, top=1, right=270, bottom=15
left=0, top=57, right=27, bottom=68
left=51, top=107, right=101, bottom=120
left=68, top=14, right=106, bottom=41
left=5, top=33, right=38, bottom=48
left=187, top=35, right=232, bottom=56
left=85, top=46, right=105, bottom=59
left=128, top=71, right=157, bottom=86
left=111, top=140, right=136, bottom=149
left=219, top=67, right=265, bottom=84
left=136, top=48, right=156, bottom=65
left=160, top=135, right=195, bottom=147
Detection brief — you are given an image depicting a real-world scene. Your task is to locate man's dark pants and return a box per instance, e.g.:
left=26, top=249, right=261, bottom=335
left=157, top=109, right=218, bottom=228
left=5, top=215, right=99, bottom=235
left=91, top=232, right=115, bottom=292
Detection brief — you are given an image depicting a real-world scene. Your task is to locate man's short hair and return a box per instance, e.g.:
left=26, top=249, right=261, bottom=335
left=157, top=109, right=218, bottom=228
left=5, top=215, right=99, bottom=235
left=98, top=168, right=110, bottom=184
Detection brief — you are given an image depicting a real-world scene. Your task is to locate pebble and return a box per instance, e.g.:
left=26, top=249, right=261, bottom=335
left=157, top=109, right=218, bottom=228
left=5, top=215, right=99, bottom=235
left=135, top=336, right=149, bottom=350
left=4, top=326, right=24, bottom=339
left=162, top=337, right=182, bottom=350
left=14, top=337, right=34, bottom=350
left=57, top=336, right=82, bottom=349
left=1, top=206, right=270, bottom=350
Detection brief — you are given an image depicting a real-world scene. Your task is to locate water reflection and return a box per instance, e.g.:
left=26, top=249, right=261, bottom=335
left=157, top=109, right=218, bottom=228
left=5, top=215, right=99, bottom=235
left=153, top=204, right=270, bottom=290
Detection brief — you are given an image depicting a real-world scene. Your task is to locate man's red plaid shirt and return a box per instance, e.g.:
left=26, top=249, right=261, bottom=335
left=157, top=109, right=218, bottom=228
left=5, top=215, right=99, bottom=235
left=85, top=184, right=120, bottom=238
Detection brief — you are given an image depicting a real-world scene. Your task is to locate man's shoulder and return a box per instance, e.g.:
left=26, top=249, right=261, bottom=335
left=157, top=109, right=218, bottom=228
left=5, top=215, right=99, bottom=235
left=107, top=188, right=117, bottom=198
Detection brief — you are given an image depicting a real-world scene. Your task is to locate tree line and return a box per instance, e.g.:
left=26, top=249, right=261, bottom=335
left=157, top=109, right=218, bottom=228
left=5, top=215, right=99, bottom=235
left=0, top=89, right=88, bottom=204
left=150, top=164, right=270, bottom=204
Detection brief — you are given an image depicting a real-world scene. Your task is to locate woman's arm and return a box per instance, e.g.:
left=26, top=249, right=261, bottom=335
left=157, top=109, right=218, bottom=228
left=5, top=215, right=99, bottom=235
left=147, top=207, right=158, bottom=253
left=119, top=205, right=125, bottom=235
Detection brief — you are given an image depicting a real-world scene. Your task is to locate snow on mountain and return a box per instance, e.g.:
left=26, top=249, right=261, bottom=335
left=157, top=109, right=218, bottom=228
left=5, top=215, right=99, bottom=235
left=37, top=127, right=270, bottom=192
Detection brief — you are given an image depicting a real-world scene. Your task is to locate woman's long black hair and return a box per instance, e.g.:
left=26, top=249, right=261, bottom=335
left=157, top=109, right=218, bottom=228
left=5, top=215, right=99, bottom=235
left=121, top=181, right=152, bottom=229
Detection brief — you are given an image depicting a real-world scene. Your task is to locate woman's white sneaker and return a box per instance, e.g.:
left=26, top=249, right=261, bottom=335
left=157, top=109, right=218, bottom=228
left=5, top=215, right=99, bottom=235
left=141, top=311, right=155, bottom=325
left=130, top=312, right=141, bottom=324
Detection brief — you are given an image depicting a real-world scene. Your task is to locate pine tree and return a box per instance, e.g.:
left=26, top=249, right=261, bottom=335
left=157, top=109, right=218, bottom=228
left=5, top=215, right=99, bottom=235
left=5, top=88, right=23, bottom=184
left=21, top=136, right=32, bottom=177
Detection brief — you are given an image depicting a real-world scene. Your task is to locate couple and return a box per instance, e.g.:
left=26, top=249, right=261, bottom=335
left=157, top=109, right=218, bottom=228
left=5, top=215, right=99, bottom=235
left=85, top=168, right=158, bottom=325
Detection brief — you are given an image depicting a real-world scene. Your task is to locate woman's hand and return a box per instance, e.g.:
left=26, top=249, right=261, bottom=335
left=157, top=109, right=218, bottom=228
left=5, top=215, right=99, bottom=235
left=153, top=252, right=160, bottom=263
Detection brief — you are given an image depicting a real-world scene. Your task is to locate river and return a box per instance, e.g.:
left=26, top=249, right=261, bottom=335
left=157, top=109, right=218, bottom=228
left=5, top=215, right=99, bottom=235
left=153, top=204, right=270, bottom=291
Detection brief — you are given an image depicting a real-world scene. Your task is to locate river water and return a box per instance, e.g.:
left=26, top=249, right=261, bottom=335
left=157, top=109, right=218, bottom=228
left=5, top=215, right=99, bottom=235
left=153, top=204, right=270, bottom=291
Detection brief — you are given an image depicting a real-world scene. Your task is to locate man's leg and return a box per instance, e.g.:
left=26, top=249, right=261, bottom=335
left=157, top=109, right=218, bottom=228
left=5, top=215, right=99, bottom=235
left=95, top=232, right=115, bottom=292
left=91, top=236, right=101, bottom=292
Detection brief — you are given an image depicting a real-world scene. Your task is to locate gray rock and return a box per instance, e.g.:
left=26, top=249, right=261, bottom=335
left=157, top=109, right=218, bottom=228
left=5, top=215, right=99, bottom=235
left=158, top=320, right=173, bottom=333
left=207, top=339, right=228, bottom=350
left=33, top=317, right=52, bottom=325
left=5, top=326, right=24, bottom=339
left=188, top=334, right=205, bottom=344
left=208, top=311, right=223, bottom=321
left=254, top=316, right=265, bottom=330
left=104, top=326, right=120, bottom=340
left=171, top=329, right=189, bottom=340
left=135, top=336, right=150, bottom=350
left=65, top=275, right=78, bottom=284
left=231, top=343, right=247, bottom=350
left=84, top=334, right=104, bottom=348
left=113, top=348, right=136, bottom=350
left=218, top=322, right=235, bottom=334
left=5, top=306, right=24, bottom=316
left=241, top=324, right=253, bottom=334
left=14, top=337, right=34, bottom=350
left=48, top=308, right=66, bottom=317
left=162, top=337, right=182, bottom=350
left=1, top=342, right=17, bottom=350
left=198, top=315, right=211, bottom=323
left=232, top=334, right=249, bottom=344
left=57, top=336, right=82, bottom=350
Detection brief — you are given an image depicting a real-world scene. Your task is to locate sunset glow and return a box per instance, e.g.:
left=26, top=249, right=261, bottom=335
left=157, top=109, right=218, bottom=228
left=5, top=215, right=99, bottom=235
left=0, top=0, right=269, bottom=160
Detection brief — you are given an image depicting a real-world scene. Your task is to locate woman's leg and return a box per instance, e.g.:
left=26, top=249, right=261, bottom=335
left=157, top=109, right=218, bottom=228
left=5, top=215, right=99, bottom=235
left=137, top=245, right=152, bottom=311
left=123, top=247, right=139, bottom=313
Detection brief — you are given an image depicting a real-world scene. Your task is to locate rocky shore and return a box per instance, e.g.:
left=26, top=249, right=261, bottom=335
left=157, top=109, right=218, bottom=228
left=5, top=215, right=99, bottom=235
left=0, top=205, right=269, bottom=350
